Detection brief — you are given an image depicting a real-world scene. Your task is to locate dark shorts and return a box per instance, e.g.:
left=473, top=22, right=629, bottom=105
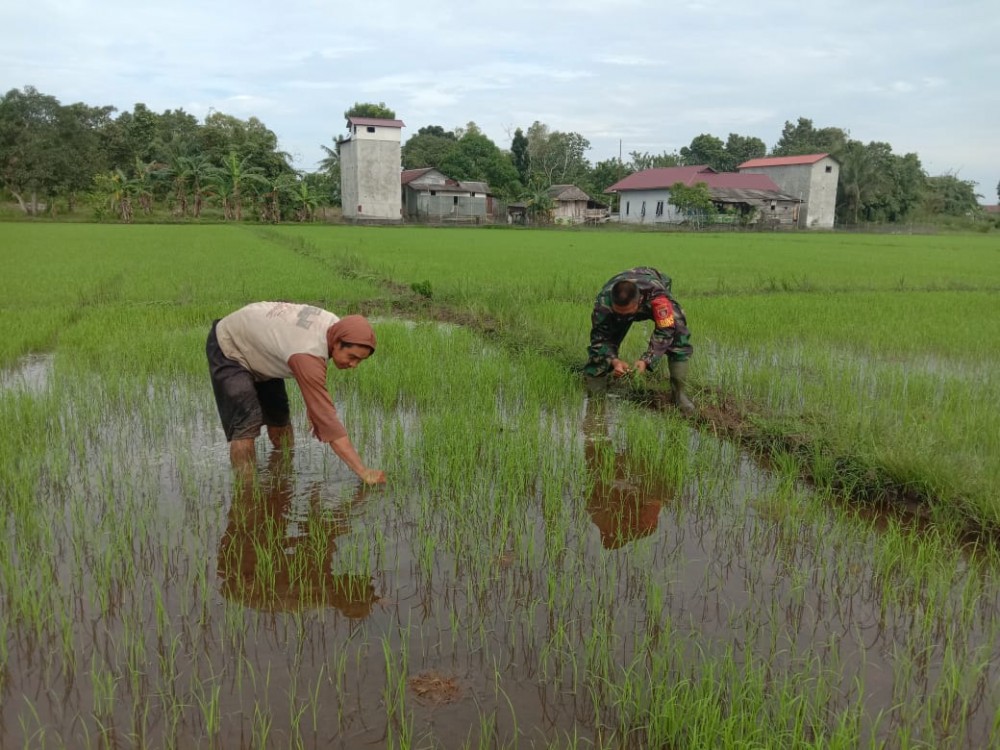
left=206, top=320, right=290, bottom=442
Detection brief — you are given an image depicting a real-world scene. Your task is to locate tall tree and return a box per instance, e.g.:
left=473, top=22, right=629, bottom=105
left=343, top=102, right=396, bottom=120
left=201, top=112, right=291, bottom=178
left=628, top=151, right=681, bottom=171
left=401, top=125, right=457, bottom=169
left=438, top=125, right=520, bottom=198
left=317, top=143, right=341, bottom=206
left=773, top=117, right=848, bottom=158
left=0, top=86, right=60, bottom=214
left=52, top=101, right=114, bottom=211
left=923, top=173, right=980, bottom=216
left=208, top=151, right=268, bottom=220
left=523, top=121, right=591, bottom=186
left=591, top=158, right=628, bottom=211
left=510, top=127, right=530, bottom=186
left=724, top=133, right=766, bottom=169
left=680, top=134, right=728, bottom=170
left=837, top=141, right=926, bottom=224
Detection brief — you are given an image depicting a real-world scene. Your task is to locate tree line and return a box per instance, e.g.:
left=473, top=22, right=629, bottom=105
left=1, top=87, right=991, bottom=225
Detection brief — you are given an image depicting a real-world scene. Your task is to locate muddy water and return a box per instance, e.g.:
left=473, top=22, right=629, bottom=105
left=2, top=371, right=999, bottom=748
left=0, top=352, right=55, bottom=393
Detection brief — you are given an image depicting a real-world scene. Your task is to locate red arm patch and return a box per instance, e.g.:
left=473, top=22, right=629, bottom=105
left=651, top=296, right=675, bottom=329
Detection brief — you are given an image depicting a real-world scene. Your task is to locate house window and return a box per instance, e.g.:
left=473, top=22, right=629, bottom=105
left=366, top=126, right=376, bottom=133
left=770, top=201, right=777, bottom=211
left=641, top=201, right=646, bottom=217
left=825, top=165, right=832, bottom=173
left=430, top=190, right=436, bottom=196
left=453, top=196, right=458, bottom=205
left=655, top=201, right=664, bottom=217
left=626, top=201, right=630, bottom=216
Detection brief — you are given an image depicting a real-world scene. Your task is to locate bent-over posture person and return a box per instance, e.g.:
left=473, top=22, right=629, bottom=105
left=585, top=267, right=694, bottom=414
left=206, top=301, right=385, bottom=484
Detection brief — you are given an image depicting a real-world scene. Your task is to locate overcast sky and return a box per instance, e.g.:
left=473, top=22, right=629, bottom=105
left=6, top=0, right=999, bottom=203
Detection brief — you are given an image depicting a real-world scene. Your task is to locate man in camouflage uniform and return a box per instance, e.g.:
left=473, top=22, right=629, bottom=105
left=585, top=266, right=694, bottom=413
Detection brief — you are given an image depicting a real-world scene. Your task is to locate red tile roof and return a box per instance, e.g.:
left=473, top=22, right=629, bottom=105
left=606, top=165, right=716, bottom=192
left=606, top=166, right=780, bottom=193
left=738, top=153, right=830, bottom=168
left=698, top=172, right=781, bottom=191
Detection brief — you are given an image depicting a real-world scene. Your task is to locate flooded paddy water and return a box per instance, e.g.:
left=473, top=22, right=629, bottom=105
left=2, top=321, right=1000, bottom=749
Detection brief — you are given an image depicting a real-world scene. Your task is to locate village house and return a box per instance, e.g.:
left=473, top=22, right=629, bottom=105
left=400, top=168, right=493, bottom=223
left=737, top=153, right=839, bottom=229
left=546, top=184, right=608, bottom=224
left=605, top=165, right=801, bottom=226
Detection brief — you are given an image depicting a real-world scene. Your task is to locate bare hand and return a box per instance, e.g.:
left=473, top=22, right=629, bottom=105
left=611, top=359, right=631, bottom=378
left=633, top=360, right=648, bottom=374
left=360, top=468, right=386, bottom=485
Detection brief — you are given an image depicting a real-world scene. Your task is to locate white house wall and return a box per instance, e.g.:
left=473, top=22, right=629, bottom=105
left=618, top=189, right=685, bottom=224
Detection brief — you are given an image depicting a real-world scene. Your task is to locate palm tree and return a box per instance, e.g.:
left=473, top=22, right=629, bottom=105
left=523, top=181, right=555, bottom=225
left=183, top=154, right=214, bottom=218
left=208, top=151, right=267, bottom=221
left=132, top=158, right=160, bottom=216
left=290, top=178, right=320, bottom=222
left=91, top=168, right=138, bottom=223
left=258, top=173, right=299, bottom=224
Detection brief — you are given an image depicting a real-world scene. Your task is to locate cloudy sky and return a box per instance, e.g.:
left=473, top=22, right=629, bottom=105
left=6, top=0, right=999, bottom=203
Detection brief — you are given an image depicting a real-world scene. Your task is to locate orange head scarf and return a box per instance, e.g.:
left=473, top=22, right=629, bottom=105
left=326, top=315, right=376, bottom=356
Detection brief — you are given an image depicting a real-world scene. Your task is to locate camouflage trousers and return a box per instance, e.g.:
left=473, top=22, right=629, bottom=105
left=584, top=317, right=692, bottom=378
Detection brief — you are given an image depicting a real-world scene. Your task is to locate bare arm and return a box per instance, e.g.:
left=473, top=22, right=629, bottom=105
left=328, top=436, right=385, bottom=484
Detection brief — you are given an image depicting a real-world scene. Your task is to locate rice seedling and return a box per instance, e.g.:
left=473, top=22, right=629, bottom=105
left=2, top=224, right=1000, bottom=747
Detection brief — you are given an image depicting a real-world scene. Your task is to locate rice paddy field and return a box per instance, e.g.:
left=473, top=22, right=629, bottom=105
left=1, top=223, right=999, bottom=749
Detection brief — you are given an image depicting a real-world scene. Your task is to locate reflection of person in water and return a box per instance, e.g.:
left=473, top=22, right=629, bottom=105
left=583, top=397, right=672, bottom=549
left=217, top=449, right=378, bottom=617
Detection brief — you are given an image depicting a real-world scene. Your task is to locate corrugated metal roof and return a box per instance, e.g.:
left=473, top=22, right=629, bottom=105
left=708, top=187, right=801, bottom=203
left=738, top=153, right=831, bottom=168
left=403, top=175, right=493, bottom=195
left=459, top=181, right=491, bottom=194
left=348, top=116, right=406, bottom=128
left=606, top=165, right=716, bottom=192
left=401, top=168, right=434, bottom=185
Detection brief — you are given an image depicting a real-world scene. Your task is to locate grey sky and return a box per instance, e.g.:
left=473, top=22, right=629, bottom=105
left=6, top=0, right=998, bottom=202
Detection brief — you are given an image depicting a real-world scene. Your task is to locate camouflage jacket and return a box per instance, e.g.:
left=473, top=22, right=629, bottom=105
left=587, top=267, right=691, bottom=373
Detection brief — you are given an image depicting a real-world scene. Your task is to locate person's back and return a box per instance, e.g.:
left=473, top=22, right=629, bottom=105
left=585, top=267, right=694, bottom=413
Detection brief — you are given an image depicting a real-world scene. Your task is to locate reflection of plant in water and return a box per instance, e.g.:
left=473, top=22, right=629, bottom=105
left=217, top=449, right=377, bottom=617
left=582, top=397, right=676, bottom=549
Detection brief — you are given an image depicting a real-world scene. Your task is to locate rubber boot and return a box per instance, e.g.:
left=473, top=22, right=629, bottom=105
left=667, top=359, right=695, bottom=416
